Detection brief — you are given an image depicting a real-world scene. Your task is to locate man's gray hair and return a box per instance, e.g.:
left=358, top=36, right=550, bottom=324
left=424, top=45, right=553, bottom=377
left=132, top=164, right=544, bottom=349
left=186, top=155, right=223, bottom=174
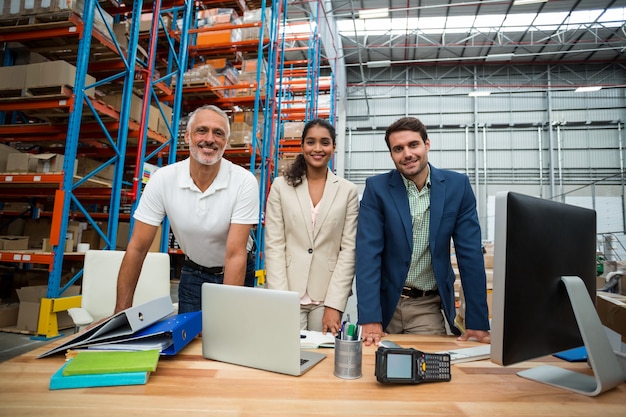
left=186, top=104, right=230, bottom=137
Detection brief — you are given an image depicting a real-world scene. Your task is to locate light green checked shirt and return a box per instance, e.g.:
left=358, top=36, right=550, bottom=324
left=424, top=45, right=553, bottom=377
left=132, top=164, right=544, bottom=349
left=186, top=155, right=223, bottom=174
left=402, top=170, right=437, bottom=291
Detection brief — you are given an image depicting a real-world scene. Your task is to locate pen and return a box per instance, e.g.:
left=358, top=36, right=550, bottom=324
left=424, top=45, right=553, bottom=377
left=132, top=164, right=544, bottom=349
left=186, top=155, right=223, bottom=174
left=346, top=323, right=356, bottom=340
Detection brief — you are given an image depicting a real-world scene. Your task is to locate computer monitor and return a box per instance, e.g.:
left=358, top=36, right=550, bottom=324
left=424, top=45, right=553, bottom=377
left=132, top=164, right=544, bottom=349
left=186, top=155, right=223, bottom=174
left=490, top=191, right=624, bottom=396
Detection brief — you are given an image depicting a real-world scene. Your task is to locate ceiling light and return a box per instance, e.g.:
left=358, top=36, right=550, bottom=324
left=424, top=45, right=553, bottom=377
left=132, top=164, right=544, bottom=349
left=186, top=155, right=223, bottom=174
left=366, top=60, right=391, bottom=68
left=469, top=91, right=492, bottom=97
left=358, top=8, right=389, bottom=19
left=575, top=86, right=602, bottom=93
left=486, top=53, right=514, bottom=61
left=513, top=0, right=548, bottom=5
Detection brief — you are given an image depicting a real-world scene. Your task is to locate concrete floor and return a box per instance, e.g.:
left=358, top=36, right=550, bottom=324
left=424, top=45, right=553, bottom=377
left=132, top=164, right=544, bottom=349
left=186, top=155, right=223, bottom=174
left=0, top=330, right=57, bottom=362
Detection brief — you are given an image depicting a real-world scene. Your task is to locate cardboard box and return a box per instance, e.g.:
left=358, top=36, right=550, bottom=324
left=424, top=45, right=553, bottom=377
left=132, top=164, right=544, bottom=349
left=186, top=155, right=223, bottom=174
left=0, top=65, right=26, bottom=91
left=114, top=222, right=161, bottom=252
left=0, top=236, right=29, bottom=251
left=283, top=122, right=304, bottom=139
left=102, top=93, right=144, bottom=125
left=80, top=227, right=105, bottom=250
left=483, top=254, right=494, bottom=269
left=0, top=144, right=22, bottom=172
left=596, top=292, right=626, bottom=343
left=154, top=102, right=173, bottom=137
left=278, top=154, right=298, bottom=176
left=75, top=156, right=115, bottom=182
left=23, top=218, right=51, bottom=249
left=16, top=285, right=81, bottom=333
left=5, top=217, right=26, bottom=236
left=0, top=303, right=19, bottom=328
left=31, top=153, right=64, bottom=173
left=196, top=29, right=233, bottom=46
left=229, top=122, right=253, bottom=146
left=5, top=153, right=36, bottom=173
left=24, top=61, right=96, bottom=97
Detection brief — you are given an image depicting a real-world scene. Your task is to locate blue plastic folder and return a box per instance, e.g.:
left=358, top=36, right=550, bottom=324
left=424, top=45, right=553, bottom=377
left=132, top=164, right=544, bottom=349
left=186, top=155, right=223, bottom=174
left=553, top=346, right=588, bottom=362
left=49, top=360, right=150, bottom=390
left=84, top=311, right=202, bottom=356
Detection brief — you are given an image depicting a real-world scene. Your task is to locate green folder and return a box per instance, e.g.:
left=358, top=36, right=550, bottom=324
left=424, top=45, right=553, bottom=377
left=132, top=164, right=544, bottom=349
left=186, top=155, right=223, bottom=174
left=62, top=349, right=160, bottom=376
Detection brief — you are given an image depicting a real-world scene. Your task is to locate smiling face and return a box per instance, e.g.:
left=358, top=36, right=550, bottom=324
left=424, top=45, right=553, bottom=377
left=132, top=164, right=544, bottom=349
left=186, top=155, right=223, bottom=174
left=388, top=129, right=430, bottom=186
left=302, top=124, right=336, bottom=170
left=185, top=108, right=229, bottom=166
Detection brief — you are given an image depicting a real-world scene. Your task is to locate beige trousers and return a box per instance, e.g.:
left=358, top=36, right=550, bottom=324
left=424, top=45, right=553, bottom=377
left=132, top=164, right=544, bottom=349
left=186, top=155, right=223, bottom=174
left=385, top=294, right=447, bottom=335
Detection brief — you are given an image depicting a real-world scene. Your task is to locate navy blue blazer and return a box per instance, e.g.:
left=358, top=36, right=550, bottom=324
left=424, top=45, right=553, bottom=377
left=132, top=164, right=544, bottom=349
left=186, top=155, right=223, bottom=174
left=355, top=164, right=490, bottom=335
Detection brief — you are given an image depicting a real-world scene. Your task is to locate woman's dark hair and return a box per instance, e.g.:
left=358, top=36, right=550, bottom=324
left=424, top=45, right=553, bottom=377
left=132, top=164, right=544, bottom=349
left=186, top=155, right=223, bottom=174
left=284, top=119, right=336, bottom=187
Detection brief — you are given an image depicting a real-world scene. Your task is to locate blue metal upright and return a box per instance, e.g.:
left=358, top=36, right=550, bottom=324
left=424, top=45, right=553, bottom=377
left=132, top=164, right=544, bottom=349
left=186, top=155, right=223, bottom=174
left=128, top=0, right=195, bottom=252
left=49, top=0, right=141, bottom=296
left=254, top=0, right=284, bottom=272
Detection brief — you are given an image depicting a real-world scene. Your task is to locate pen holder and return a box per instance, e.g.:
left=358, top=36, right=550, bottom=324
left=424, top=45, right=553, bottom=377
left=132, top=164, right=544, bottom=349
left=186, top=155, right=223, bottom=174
left=334, top=337, right=362, bottom=379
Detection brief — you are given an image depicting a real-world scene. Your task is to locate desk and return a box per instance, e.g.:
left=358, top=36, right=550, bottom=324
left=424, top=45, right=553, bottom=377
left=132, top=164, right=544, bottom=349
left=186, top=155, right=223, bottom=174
left=0, top=334, right=624, bottom=416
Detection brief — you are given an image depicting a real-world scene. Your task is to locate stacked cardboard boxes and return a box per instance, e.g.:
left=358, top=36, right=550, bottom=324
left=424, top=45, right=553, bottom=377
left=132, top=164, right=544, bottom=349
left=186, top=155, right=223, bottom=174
left=241, top=8, right=271, bottom=41
left=0, top=60, right=96, bottom=97
left=229, top=122, right=253, bottom=147
left=0, top=236, right=29, bottom=250
left=0, top=0, right=114, bottom=36
left=16, top=285, right=81, bottom=332
left=101, top=93, right=172, bottom=137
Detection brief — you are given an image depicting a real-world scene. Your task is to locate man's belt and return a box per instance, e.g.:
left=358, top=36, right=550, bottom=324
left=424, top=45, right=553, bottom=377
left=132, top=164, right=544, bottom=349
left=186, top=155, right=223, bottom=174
left=183, top=256, right=224, bottom=275
left=401, top=286, right=438, bottom=298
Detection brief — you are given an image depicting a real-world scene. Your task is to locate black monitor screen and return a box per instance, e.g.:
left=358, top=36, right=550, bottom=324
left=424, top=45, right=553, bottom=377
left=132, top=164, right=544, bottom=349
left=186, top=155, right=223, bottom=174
left=491, top=191, right=597, bottom=366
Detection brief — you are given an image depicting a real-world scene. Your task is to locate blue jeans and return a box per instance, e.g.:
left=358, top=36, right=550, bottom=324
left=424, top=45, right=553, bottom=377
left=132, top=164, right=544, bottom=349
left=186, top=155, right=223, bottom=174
left=178, top=253, right=255, bottom=313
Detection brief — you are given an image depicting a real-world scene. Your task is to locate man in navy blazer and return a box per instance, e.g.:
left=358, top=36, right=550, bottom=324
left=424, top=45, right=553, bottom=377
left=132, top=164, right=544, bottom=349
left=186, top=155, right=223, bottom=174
left=356, top=117, right=490, bottom=346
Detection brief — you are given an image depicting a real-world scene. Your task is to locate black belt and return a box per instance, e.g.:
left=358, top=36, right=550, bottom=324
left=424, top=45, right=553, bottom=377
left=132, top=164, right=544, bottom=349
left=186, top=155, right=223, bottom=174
left=183, top=256, right=223, bottom=275
left=401, top=286, right=438, bottom=298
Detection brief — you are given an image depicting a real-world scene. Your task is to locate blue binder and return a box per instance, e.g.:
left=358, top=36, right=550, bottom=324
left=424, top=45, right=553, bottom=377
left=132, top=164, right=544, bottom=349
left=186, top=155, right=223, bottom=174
left=84, top=311, right=202, bottom=356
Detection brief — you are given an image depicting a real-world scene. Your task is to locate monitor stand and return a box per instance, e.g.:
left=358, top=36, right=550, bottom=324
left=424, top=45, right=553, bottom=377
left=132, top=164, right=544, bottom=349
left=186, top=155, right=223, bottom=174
left=517, top=276, right=624, bottom=396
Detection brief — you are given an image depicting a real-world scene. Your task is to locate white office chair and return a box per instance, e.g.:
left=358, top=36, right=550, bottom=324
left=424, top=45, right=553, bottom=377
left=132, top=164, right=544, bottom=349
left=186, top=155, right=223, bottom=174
left=67, top=250, right=173, bottom=329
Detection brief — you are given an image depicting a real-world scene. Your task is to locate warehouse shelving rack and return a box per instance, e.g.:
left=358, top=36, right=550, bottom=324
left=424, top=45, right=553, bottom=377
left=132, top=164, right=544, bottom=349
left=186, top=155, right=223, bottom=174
left=0, top=0, right=336, bottom=336
left=0, top=0, right=191, bottom=338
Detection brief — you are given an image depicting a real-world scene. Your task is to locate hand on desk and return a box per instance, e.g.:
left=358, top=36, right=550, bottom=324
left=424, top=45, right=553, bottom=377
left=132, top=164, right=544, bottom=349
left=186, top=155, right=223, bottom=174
left=361, top=323, right=388, bottom=346
left=322, top=307, right=342, bottom=336
left=457, top=329, right=491, bottom=344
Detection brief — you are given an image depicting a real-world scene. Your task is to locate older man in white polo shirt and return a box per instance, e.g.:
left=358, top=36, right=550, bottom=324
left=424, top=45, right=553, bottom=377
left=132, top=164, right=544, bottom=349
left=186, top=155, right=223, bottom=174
left=114, top=105, right=259, bottom=314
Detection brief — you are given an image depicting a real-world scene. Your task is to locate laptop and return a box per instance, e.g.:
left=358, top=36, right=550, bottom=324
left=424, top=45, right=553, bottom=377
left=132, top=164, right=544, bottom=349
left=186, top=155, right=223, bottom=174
left=201, top=283, right=326, bottom=376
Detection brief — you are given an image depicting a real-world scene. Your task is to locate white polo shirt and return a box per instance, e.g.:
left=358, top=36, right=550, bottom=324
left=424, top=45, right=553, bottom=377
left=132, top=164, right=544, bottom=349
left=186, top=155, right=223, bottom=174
left=134, top=157, right=259, bottom=267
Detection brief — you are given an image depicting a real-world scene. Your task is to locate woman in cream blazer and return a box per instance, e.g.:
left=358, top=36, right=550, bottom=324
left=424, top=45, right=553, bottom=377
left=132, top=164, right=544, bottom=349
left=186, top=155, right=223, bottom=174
left=264, top=119, right=359, bottom=334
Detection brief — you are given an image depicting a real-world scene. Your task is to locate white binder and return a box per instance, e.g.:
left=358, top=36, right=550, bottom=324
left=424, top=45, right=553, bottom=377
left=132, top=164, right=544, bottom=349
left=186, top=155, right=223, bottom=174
left=38, top=296, right=174, bottom=358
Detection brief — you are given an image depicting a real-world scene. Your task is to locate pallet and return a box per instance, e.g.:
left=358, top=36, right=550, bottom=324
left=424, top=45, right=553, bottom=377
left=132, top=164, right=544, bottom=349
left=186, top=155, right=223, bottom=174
left=0, top=11, right=74, bottom=29
left=0, top=88, right=27, bottom=99
left=0, top=325, right=33, bottom=335
left=227, top=142, right=252, bottom=149
left=26, top=85, right=75, bottom=97
left=0, top=85, right=73, bottom=101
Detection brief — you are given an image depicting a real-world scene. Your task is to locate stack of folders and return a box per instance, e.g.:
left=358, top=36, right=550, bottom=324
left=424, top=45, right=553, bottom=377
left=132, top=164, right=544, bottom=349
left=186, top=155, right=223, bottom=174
left=49, top=349, right=160, bottom=390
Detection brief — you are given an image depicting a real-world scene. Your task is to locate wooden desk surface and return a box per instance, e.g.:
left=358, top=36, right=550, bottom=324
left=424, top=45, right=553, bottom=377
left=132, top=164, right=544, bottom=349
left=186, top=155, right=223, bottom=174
left=0, top=334, right=624, bottom=416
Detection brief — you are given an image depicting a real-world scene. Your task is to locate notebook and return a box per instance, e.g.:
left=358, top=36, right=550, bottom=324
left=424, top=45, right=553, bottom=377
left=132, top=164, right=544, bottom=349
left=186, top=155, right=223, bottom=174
left=201, top=283, right=326, bottom=376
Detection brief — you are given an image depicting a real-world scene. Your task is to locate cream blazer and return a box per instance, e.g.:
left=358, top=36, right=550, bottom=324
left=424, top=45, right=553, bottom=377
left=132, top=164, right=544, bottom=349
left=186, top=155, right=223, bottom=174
left=264, top=169, right=359, bottom=312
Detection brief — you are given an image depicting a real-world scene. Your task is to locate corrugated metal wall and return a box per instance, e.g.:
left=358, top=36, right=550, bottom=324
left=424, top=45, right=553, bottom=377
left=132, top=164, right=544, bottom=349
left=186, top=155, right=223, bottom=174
left=341, top=63, right=626, bottom=256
